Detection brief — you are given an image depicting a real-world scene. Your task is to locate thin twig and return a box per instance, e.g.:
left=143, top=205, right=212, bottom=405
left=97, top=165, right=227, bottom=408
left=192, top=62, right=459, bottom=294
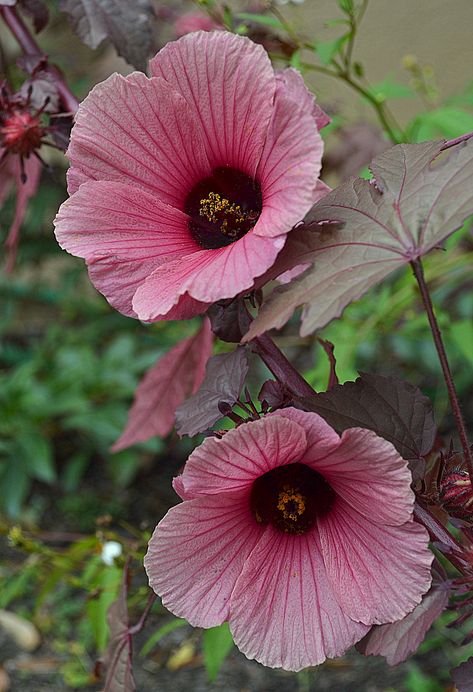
left=0, top=6, right=79, bottom=114
left=411, top=258, right=473, bottom=485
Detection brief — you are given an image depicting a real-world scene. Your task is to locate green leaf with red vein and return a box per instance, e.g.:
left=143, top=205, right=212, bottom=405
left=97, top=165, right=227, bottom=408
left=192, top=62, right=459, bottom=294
left=245, top=138, right=473, bottom=339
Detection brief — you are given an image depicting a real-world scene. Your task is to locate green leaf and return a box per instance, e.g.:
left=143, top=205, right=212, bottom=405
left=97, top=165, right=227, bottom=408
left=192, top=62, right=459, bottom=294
left=338, top=0, right=354, bottom=14
left=450, top=320, right=473, bottom=365
left=18, top=433, right=56, bottom=483
left=315, top=35, right=349, bottom=65
left=107, top=450, right=141, bottom=487
left=368, top=76, right=414, bottom=101
left=234, top=12, right=284, bottom=30
left=139, top=618, right=188, bottom=657
left=290, top=50, right=301, bottom=70
left=62, top=453, right=90, bottom=493
left=87, top=565, right=122, bottom=651
left=203, top=623, right=234, bottom=682
left=0, top=564, right=36, bottom=608
left=408, top=107, right=473, bottom=142
left=404, top=663, right=443, bottom=692
left=2, top=462, right=31, bottom=517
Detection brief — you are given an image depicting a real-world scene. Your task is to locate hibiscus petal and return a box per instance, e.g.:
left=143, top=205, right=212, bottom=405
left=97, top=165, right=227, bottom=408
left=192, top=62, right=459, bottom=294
left=132, top=232, right=285, bottom=320
left=276, top=68, right=330, bottom=131
left=144, top=493, right=263, bottom=627
left=314, top=428, right=415, bottom=526
left=55, top=180, right=197, bottom=261
left=230, top=526, right=369, bottom=671
left=54, top=180, right=201, bottom=317
left=179, top=415, right=308, bottom=499
left=270, top=408, right=340, bottom=457
left=89, top=255, right=208, bottom=320
left=318, top=500, right=433, bottom=625
left=149, top=31, right=275, bottom=177
left=67, top=72, right=210, bottom=205
left=253, top=74, right=324, bottom=239
left=358, top=585, right=449, bottom=665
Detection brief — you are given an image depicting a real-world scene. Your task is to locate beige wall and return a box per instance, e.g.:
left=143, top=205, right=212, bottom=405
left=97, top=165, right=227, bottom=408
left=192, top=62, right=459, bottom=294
left=287, top=0, right=473, bottom=125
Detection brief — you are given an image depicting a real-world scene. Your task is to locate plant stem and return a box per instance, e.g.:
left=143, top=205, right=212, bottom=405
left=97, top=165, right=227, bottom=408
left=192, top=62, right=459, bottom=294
left=0, top=6, right=79, bottom=114
left=411, top=258, right=473, bottom=484
left=337, top=71, right=401, bottom=143
left=251, top=333, right=317, bottom=399
left=130, top=592, right=156, bottom=635
left=442, top=131, right=473, bottom=151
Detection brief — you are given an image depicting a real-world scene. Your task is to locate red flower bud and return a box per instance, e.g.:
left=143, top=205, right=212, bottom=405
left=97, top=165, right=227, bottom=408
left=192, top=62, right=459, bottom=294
left=1, top=109, right=45, bottom=156
left=439, top=469, right=473, bottom=521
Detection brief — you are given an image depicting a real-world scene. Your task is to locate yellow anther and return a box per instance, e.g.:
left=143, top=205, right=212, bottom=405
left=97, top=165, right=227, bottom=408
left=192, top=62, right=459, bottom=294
left=277, top=487, right=306, bottom=522
left=199, top=192, right=246, bottom=233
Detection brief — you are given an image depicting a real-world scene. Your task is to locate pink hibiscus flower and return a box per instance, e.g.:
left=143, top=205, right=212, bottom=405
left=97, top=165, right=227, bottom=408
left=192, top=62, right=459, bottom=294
left=54, top=31, right=327, bottom=322
left=144, top=408, right=433, bottom=671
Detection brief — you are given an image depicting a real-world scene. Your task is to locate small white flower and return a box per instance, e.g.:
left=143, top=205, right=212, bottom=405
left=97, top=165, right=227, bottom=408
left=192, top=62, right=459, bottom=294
left=101, top=540, right=122, bottom=566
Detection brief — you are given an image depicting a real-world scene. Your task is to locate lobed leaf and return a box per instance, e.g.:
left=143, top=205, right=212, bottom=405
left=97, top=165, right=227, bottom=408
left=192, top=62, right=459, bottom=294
left=175, top=348, right=249, bottom=437
left=58, top=0, right=154, bottom=71
left=245, top=138, right=473, bottom=339
left=112, top=319, right=213, bottom=451
left=18, top=0, right=49, bottom=32
left=296, top=372, right=436, bottom=465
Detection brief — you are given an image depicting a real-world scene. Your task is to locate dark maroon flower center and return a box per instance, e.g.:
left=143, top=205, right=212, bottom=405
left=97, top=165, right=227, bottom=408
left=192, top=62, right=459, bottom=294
left=185, top=166, right=262, bottom=249
left=250, top=462, right=335, bottom=535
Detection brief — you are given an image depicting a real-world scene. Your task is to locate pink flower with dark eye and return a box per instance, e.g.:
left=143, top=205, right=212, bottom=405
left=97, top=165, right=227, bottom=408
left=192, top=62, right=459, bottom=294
left=54, top=31, right=327, bottom=321
left=144, top=408, right=433, bottom=671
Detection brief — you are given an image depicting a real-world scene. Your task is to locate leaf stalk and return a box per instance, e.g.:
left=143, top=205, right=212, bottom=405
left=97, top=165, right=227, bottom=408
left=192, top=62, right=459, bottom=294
left=411, top=257, right=473, bottom=486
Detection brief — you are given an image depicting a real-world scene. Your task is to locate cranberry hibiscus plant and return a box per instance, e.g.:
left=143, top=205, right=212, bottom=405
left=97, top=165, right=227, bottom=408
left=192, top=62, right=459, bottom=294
left=3, top=7, right=473, bottom=689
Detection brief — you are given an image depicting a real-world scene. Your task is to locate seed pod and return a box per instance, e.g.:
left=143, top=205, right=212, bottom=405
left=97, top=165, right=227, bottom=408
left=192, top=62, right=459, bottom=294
left=439, top=468, right=473, bottom=521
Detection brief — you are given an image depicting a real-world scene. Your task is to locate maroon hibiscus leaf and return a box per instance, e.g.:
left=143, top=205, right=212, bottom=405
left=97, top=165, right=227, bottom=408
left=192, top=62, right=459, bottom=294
left=18, top=0, right=49, bottom=32
left=175, top=348, right=249, bottom=437
left=245, top=138, right=473, bottom=339
left=453, top=657, right=473, bottom=692
left=297, top=372, right=436, bottom=469
left=112, top=319, right=213, bottom=451
left=100, top=566, right=135, bottom=692
left=58, top=0, right=154, bottom=71
left=357, top=583, right=449, bottom=665
left=258, top=379, right=288, bottom=409
left=207, top=298, right=252, bottom=344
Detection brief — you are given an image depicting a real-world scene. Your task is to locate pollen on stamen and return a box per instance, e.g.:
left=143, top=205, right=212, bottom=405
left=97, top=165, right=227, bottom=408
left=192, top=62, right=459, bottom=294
left=250, top=462, right=335, bottom=536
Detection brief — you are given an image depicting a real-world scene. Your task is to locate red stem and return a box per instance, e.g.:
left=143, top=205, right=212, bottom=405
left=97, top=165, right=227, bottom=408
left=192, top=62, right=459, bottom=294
left=129, top=592, right=156, bottom=635
left=442, top=131, right=473, bottom=151
left=251, top=333, right=317, bottom=399
left=0, top=6, right=79, bottom=114
left=411, top=258, right=473, bottom=485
